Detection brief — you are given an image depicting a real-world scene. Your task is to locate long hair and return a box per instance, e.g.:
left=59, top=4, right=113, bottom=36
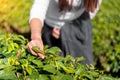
left=58, top=0, right=98, bottom=12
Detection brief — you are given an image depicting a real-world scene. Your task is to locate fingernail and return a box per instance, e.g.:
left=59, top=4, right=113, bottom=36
left=41, top=55, right=45, bottom=59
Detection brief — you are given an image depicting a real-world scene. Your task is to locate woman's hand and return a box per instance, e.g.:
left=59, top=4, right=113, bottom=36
left=27, top=39, right=45, bottom=59
left=52, top=28, right=60, bottom=39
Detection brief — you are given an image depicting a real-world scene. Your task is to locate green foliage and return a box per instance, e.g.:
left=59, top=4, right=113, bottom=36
left=0, top=0, right=33, bottom=33
left=92, top=0, right=120, bottom=74
left=0, top=0, right=120, bottom=78
left=0, top=33, right=119, bottom=80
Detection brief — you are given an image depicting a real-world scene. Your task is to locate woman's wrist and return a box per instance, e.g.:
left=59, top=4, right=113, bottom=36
left=31, top=33, right=42, bottom=40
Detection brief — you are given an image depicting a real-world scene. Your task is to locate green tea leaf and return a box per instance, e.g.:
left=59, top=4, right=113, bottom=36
left=38, top=74, right=49, bottom=80
left=32, top=46, right=45, bottom=54
left=43, top=64, right=57, bottom=74
left=47, top=47, right=61, bottom=55
left=31, top=60, right=43, bottom=67
left=0, top=66, right=17, bottom=79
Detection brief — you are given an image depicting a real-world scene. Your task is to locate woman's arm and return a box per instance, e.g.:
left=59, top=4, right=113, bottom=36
left=30, top=18, right=42, bottom=40
left=29, top=0, right=50, bottom=25
left=27, top=0, right=50, bottom=58
left=28, top=18, right=45, bottom=59
left=30, top=0, right=50, bottom=39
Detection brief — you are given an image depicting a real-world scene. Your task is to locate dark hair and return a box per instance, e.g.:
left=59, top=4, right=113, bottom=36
left=58, top=0, right=98, bottom=12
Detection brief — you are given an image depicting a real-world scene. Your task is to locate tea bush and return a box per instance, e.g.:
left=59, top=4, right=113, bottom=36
left=0, top=33, right=119, bottom=80
left=0, top=0, right=120, bottom=77
left=92, top=0, right=120, bottom=75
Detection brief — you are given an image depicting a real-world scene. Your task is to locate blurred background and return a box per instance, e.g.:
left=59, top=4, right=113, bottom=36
left=0, top=0, right=33, bottom=38
left=0, top=0, right=120, bottom=77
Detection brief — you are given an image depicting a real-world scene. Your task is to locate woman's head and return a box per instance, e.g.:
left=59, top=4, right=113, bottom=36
left=58, top=0, right=98, bottom=12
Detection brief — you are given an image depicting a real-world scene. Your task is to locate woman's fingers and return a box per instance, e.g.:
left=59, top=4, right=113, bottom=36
left=52, top=28, right=60, bottom=39
left=27, top=39, right=45, bottom=59
left=27, top=41, right=37, bottom=56
left=37, top=53, right=45, bottom=59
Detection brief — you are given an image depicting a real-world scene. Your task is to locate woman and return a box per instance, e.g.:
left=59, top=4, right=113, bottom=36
left=27, top=0, right=102, bottom=64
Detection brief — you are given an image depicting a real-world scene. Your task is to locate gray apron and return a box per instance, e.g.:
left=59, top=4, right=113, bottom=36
left=42, top=11, right=94, bottom=64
